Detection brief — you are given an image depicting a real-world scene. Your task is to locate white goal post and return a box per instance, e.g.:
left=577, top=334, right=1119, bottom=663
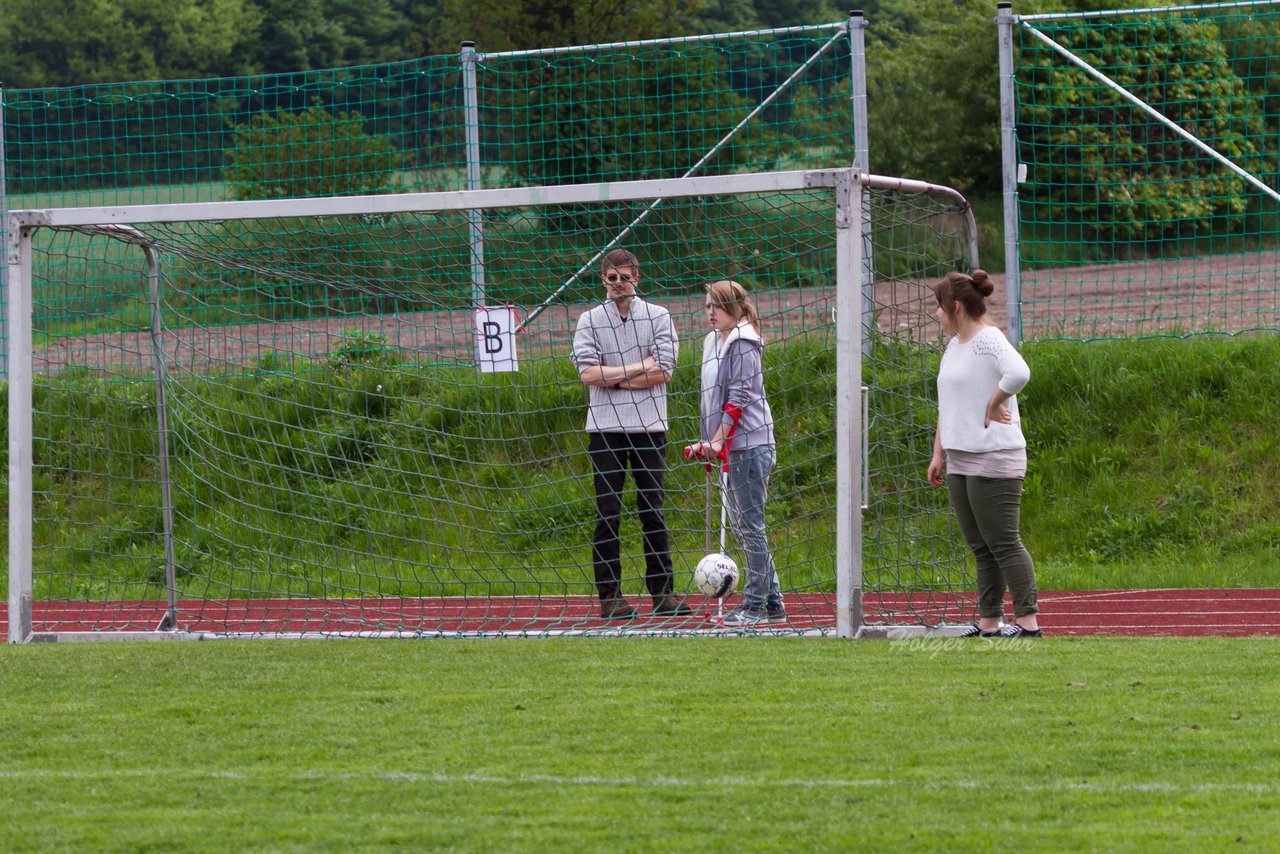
left=7, top=167, right=978, bottom=641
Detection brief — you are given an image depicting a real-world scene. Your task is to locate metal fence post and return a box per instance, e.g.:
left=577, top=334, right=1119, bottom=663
left=461, top=41, right=486, bottom=310
left=1, top=85, right=9, bottom=379
left=997, top=2, right=1023, bottom=344
left=849, top=10, right=876, bottom=357
left=834, top=169, right=864, bottom=639
left=7, top=215, right=32, bottom=642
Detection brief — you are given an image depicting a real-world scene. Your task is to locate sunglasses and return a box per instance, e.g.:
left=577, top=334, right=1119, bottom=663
left=604, top=272, right=636, bottom=284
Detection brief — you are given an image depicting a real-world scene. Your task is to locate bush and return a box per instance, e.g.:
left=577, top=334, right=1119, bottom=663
left=225, top=105, right=404, bottom=200
left=1020, top=18, right=1272, bottom=244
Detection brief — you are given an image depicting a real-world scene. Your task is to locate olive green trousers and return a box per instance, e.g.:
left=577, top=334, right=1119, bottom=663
left=946, top=474, right=1038, bottom=618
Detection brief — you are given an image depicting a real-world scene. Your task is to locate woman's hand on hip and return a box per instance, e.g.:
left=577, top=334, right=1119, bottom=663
left=985, top=398, right=1012, bottom=428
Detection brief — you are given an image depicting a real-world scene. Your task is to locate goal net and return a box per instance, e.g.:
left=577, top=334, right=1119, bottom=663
left=7, top=168, right=976, bottom=640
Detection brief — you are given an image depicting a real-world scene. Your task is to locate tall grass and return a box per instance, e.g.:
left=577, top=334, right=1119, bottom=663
left=1021, top=335, right=1280, bottom=587
left=10, top=337, right=848, bottom=599
left=5, top=334, right=1280, bottom=596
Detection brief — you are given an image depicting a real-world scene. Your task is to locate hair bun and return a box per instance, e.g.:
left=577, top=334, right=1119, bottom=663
left=970, top=268, right=994, bottom=297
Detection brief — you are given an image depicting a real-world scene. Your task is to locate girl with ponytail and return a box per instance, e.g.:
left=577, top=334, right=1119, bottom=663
left=687, top=280, right=784, bottom=626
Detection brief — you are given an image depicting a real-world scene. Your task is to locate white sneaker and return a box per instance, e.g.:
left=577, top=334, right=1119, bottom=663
left=721, top=608, right=767, bottom=627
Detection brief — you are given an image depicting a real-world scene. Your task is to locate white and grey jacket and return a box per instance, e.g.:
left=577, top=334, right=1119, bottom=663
left=699, top=322, right=775, bottom=451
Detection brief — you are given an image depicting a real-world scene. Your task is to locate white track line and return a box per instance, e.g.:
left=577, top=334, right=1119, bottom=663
left=1, top=768, right=1277, bottom=795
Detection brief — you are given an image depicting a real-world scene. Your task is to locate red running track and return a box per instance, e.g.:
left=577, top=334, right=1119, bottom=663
left=1036, top=589, right=1280, bottom=637
left=4, top=589, right=1279, bottom=638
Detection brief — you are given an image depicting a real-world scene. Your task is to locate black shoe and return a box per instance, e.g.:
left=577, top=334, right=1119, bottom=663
left=959, top=622, right=1002, bottom=637
left=766, top=604, right=788, bottom=623
left=599, top=597, right=637, bottom=619
left=652, top=594, right=694, bottom=616
left=996, top=624, right=1042, bottom=638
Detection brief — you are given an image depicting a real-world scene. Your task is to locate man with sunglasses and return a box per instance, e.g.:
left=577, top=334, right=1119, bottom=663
left=571, top=248, right=691, bottom=619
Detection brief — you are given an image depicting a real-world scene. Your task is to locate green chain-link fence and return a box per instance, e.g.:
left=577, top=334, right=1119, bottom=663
left=1, top=23, right=858, bottom=377
left=1003, top=1, right=1280, bottom=341
left=4, top=17, right=1002, bottom=637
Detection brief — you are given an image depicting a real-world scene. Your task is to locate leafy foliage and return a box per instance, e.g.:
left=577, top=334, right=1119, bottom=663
left=225, top=106, right=405, bottom=200
left=245, top=0, right=413, bottom=73
left=865, top=0, right=1003, bottom=195
left=328, top=329, right=396, bottom=370
left=510, top=50, right=763, bottom=187
left=1019, top=18, right=1273, bottom=243
left=0, top=0, right=262, bottom=87
left=425, top=0, right=699, bottom=54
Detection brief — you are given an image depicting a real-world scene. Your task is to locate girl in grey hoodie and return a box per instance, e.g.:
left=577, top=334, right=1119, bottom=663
left=686, top=280, right=785, bottom=627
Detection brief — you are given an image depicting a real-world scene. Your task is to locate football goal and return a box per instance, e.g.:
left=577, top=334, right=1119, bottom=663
left=7, top=167, right=977, bottom=640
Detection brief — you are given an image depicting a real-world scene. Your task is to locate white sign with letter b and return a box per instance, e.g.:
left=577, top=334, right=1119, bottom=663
left=475, top=306, right=520, bottom=373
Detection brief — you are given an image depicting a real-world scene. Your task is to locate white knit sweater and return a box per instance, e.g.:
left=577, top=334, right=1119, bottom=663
left=937, top=325, right=1030, bottom=453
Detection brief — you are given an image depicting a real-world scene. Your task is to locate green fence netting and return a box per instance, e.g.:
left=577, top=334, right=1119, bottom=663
left=15, top=23, right=985, bottom=638
left=1012, top=1, right=1280, bottom=340
left=1, top=24, right=856, bottom=375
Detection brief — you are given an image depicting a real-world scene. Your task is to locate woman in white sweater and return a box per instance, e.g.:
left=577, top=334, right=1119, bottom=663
left=926, top=269, right=1041, bottom=638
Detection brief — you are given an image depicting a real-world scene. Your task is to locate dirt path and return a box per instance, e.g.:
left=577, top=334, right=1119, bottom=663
left=33, top=251, right=1280, bottom=374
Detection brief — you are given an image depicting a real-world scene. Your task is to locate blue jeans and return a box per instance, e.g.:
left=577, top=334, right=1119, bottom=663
left=724, top=445, right=782, bottom=612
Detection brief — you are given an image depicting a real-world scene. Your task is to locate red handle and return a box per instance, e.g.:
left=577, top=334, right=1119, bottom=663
left=684, top=445, right=714, bottom=472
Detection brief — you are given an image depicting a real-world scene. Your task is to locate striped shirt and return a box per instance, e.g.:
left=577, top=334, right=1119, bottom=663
left=570, top=297, right=678, bottom=433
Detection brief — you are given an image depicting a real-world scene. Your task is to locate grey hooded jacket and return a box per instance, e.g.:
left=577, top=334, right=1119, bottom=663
left=698, top=322, right=775, bottom=451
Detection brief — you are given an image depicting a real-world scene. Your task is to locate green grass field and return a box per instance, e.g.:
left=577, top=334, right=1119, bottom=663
left=2, top=637, right=1277, bottom=851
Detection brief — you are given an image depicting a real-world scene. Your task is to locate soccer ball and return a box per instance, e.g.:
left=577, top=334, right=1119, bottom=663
left=693, top=552, right=740, bottom=598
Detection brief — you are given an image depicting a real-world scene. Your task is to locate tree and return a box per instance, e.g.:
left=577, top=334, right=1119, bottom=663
left=0, top=0, right=261, bottom=87
left=242, top=0, right=415, bottom=74
left=864, top=0, right=1002, bottom=195
left=512, top=52, right=760, bottom=186
left=424, top=0, right=701, bottom=54
left=750, top=0, right=842, bottom=30
left=1020, top=18, right=1270, bottom=242
left=680, top=0, right=760, bottom=35
left=1217, top=11, right=1280, bottom=145
left=225, top=106, right=404, bottom=199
